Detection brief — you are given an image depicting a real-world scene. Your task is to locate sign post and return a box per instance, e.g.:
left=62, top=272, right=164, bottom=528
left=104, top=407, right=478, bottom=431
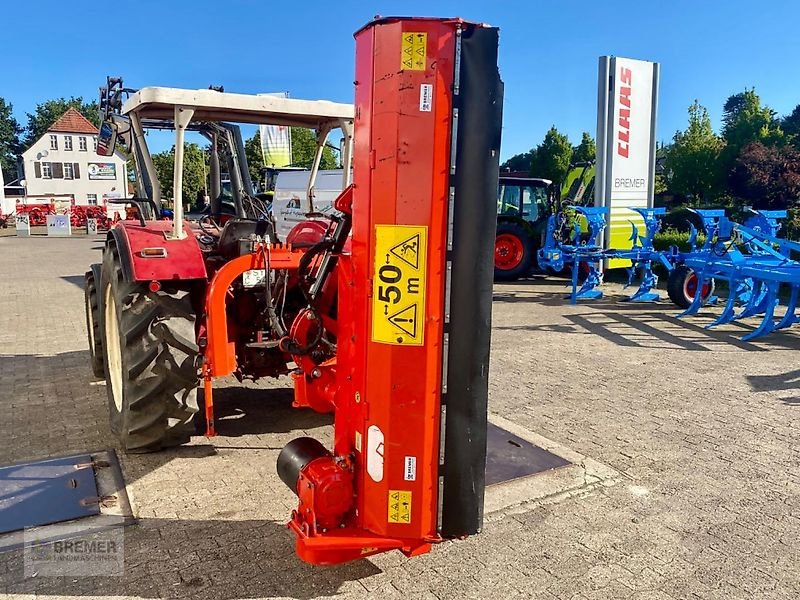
left=46, top=214, right=72, bottom=237
left=596, top=56, right=660, bottom=268
left=87, top=218, right=98, bottom=235
left=15, top=214, right=30, bottom=237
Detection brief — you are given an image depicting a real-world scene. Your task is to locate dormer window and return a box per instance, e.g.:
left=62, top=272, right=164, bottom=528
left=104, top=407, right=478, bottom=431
left=49, top=135, right=58, bottom=150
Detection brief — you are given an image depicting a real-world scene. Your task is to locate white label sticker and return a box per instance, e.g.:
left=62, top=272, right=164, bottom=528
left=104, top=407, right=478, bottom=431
left=419, top=84, right=433, bottom=112
left=404, top=456, right=417, bottom=481
left=366, top=425, right=385, bottom=482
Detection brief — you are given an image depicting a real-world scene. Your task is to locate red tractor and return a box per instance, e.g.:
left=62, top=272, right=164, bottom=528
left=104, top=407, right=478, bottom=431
left=85, top=17, right=501, bottom=565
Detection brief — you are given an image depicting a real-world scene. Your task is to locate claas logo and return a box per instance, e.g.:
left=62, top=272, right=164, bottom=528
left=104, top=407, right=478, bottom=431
left=617, top=67, right=632, bottom=158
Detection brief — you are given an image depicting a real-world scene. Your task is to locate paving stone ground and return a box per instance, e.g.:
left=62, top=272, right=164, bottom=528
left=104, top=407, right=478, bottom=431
left=0, top=234, right=797, bottom=599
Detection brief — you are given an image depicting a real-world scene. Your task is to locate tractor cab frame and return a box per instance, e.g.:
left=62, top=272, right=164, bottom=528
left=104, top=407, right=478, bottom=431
left=98, top=79, right=354, bottom=231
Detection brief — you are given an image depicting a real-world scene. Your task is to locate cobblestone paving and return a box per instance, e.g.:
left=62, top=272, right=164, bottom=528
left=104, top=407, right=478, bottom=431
left=0, top=235, right=797, bottom=599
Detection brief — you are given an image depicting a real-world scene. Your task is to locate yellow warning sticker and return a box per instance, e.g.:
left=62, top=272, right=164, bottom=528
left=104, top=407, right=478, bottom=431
left=388, top=490, right=412, bottom=524
left=401, top=32, right=427, bottom=71
left=371, top=225, right=427, bottom=346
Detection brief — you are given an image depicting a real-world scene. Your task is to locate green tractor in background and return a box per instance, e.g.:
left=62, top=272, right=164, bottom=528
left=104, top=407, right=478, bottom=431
left=494, top=161, right=595, bottom=281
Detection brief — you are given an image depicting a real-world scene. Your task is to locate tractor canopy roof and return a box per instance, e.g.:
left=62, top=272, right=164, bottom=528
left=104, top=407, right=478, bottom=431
left=121, top=87, right=354, bottom=128
left=499, top=176, right=552, bottom=187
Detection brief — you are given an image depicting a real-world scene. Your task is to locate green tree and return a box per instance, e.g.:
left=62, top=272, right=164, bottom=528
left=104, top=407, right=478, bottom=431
left=572, top=132, right=596, bottom=163
left=290, top=127, right=337, bottom=169
left=500, top=151, right=534, bottom=172
left=783, top=104, right=800, bottom=146
left=151, top=143, right=208, bottom=207
left=0, top=98, right=22, bottom=183
left=22, top=97, right=100, bottom=149
left=721, top=89, right=783, bottom=154
left=244, top=131, right=264, bottom=187
left=664, top=101, right=723, bottom=204
left=529, top=126, right=573, bottom=190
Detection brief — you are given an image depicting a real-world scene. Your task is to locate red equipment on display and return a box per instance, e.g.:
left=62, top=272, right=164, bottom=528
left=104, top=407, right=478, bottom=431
left=274, top=17, right=503, bottom=564
left=85, top=16, right=501, bottom=566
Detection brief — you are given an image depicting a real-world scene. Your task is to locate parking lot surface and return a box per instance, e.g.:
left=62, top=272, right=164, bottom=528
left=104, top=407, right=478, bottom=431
left=0, top=234, right=797, bottom=599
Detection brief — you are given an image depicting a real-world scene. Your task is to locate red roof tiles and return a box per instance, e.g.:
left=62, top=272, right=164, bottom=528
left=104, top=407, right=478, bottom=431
left=48, top=108, right=99, bottom=134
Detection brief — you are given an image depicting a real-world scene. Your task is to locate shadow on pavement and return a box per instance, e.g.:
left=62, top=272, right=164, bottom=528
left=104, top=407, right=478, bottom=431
left=493, top=281, right=800, bottom=352
left=746, top=368, right=800, bottom=406
left=60, top=274, right=87, bottom=289
left=3, top=517, right=382, bottom=599
left=206, top=385, right=332, bottom=439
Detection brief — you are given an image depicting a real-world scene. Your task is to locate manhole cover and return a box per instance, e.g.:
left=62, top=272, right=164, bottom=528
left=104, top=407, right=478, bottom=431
left=485, top=422, right=571, bottom=485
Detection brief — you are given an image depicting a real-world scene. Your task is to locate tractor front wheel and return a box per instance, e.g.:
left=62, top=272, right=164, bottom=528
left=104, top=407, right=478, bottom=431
left=667, top=265, right=715, bottom=309
left=84, top=265, right=104, bottom=377
left=494, top=222, right=533, bottom=282
left=101, top=246, right=200, bottom=453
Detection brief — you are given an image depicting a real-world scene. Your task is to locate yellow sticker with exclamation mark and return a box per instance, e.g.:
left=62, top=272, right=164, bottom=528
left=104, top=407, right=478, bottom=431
left=401, top=32, right=427, bottom=71
left=388, top=490, right=412, bottom=524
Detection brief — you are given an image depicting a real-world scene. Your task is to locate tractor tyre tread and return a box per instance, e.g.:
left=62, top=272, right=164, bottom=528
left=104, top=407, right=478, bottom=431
left=101, top=246, right=199, bottom=453
left=84, top=267, right=105, bottom=378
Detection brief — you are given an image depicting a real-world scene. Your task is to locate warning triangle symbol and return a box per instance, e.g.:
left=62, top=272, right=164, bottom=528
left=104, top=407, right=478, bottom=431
left=388, top=304, right=417, bottom=338
left=389, top=233, right=420, bottom=269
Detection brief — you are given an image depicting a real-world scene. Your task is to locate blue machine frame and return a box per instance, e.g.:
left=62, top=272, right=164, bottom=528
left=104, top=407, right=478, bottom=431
left=538, top=206, right=800, bottom=342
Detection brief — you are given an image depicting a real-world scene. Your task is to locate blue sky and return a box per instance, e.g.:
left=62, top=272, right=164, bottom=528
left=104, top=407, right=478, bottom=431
left=3, top=1, right=799, bottom=160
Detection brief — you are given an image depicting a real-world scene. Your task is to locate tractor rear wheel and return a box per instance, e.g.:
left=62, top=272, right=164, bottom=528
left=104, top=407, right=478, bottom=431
left=101, top=246, right=200, bottom=453
left=494, top=222, right=533, bottom=282
left=84, top=265, right=104, bottom=378
left=667, top=265, right=715, bottom=309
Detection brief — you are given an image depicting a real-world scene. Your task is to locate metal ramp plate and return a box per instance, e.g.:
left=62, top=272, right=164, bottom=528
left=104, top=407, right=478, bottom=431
left=485, top=422, right=571, bottom=486
left=0, top=454, right=100, bottom=534
left=0, top=450, right=133, bottom=552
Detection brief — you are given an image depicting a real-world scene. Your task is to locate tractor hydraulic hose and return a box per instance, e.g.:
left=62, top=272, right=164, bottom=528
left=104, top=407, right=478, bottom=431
left=309, top=213, right=352, bottom=300
left=261, top=245, right=289, bottom=339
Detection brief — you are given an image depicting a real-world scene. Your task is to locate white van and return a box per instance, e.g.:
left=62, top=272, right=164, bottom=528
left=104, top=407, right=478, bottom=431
left=271, top=169, right=346, bottom=240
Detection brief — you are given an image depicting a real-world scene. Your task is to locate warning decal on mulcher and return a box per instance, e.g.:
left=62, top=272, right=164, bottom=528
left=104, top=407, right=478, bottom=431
left=372, top=225, right=428, bottom=346
left=401, top=32, right=427, bottom=71
left=388, top=490, right=412, bottom=524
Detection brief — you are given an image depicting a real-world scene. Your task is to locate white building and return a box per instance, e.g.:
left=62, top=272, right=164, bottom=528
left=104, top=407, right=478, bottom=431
left=21, top=108, right=127, bottom=206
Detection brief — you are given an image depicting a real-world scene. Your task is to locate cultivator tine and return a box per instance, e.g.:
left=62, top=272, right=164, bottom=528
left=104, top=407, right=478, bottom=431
left=741, top=281, right=780, bottom=341
left=733, top=280, right=770, bottom=321
left=676, top=271, right=712, bottom=318
left=574, top=266, right=604, bottom=301
left=626, top=263, right=660, bottom=302
left=623, top=266, right=636, bottom=289
left=775, top=285, right=800, bottom=331
left=705, top=287, right=739, bottom=329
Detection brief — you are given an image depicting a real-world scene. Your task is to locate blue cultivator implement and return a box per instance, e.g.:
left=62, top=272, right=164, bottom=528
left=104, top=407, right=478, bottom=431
left=675, top=209, right=800, bottom=341
left=538, top=205, right=672, bottom=303
left=538, top=205, right=800, bottom=342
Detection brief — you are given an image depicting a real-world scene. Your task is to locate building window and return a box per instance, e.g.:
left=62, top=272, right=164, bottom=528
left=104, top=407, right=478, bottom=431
left=93, top=137, right=97, bottom=151
left=42, top=162, right=52, bottom=178
left=64, top=163, right=73, bottom=179
left=87, top=194, right=98, bottom=205
left=49, top=135, right=58, bottom=150
left=64, top=136, right=73, bottom=151
left=79, top=136, right=87, bottom=151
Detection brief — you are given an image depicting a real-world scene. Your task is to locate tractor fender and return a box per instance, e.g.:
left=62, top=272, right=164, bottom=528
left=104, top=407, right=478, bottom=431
left=107, top=221, right=207, bottom=282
